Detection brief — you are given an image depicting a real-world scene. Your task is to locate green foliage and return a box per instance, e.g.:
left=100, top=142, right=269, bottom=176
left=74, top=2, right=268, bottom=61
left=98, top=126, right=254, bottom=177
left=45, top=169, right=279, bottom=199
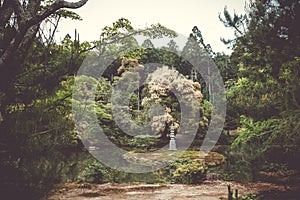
left=0, top=45, right=86, bottom=198
left=1, top=77, right=77, bottom=162
left=213, top=53, right=238, bottom=85
left=128, top=135, right=160, bottom=150
left=79, top=161, right=107, bottom=184
left=232, top=116, right=280, bottom=158
left=224, top=0, right=300, bottom=119
left=78, top=159, right=161, bottom=184
left=100, top=59, right=206, bottom=143
left=261, top=162, right=288, bottom=173
left=141, top=39, right=155, bottom=48
left=96, top=18, right=176, bottom=60
left=1, top=15, right=182, bottom=199
left=173, top=161, right=207, bottom=184
left=52, top=9, right=83, bottom=20
left=191, top=26, right=215, bottom=55
left=240, top=193, right=260, bottom=200
left=197, top=100, right=211, bottom=137
left=220, top=0, right=300, bottom=175
left=157, top=158, right=207, bottom=184
left=231, top=109, right=300, bottom=169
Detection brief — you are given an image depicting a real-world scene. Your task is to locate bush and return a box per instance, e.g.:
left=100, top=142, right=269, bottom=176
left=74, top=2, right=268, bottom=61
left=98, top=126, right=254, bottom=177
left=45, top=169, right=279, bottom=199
left=261, top=162, right=288, bottom=172
left=128, top=135, right=160, bottom=149
left=161, top=158, right=206, bottom=184
left=173, top=161, right=207, bottom=184
left=79, top=161, right=107, bottom=184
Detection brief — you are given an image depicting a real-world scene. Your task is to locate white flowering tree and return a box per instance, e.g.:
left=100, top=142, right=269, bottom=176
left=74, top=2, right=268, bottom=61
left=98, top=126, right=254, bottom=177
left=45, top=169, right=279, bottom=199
left=141, top=66, right=203, bottom=139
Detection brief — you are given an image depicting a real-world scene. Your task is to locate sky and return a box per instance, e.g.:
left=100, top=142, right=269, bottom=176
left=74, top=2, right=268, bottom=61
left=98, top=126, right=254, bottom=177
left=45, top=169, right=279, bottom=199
left=55, top=0, right=247, bottom=54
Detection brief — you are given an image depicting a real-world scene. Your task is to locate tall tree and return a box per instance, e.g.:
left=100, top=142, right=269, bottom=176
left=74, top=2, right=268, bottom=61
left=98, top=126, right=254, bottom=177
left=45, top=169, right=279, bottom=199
left=222, top=0, right=300, bottom=119
left=141, top=39, right=154, bottom=48
left=0, top=0, right=88, bottom=117
left=222, top=0, right=300, bottom=170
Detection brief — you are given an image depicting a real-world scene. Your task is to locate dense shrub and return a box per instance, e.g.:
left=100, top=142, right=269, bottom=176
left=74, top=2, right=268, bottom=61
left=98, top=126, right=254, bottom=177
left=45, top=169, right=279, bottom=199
left=128, top=135, right=160, bottom=150
left=157, top=158, right=207, bottom=184
left=173, top=161, right=207, bottom=184
left=78, top=161, right=107, bottom=184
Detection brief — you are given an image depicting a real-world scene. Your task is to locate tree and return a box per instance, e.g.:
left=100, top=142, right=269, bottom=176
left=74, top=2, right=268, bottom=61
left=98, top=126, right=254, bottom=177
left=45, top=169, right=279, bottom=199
left=0, top=1, right=91, bottom=198
left=0, top=0, right=88, bottom=118
left=222, top=0, right=300, bottom=119
left=181, top=32, right=214, bottom=101
left=141, top=39, right=154, bottom=48
left=141, top=66, right=203, bottom=140
left=221, top=0, right=300, bottom=171
left=85, top=18, right=177, bottom=82
left=160, top=39, right=181, bottom=68
left=191, top=26, right=215, bottom=56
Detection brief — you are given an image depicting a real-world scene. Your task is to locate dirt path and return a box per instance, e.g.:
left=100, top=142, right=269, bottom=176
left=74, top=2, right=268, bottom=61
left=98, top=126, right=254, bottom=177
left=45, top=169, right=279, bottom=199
left=48, top=181, right=300, bottom=200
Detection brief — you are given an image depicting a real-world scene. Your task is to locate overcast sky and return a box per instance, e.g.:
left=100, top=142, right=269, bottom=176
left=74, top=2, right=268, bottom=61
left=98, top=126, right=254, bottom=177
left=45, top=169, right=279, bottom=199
left=55, top=0, right=247, bottom=54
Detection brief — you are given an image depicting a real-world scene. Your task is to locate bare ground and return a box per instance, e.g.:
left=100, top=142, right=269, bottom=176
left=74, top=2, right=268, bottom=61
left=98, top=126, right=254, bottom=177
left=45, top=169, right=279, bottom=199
left=48, top=180, right=300, bottom=200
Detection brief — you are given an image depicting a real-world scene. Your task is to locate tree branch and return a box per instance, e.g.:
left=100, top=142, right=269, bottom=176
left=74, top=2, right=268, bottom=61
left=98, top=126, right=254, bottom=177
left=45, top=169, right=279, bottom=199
left=0, top=0, right=88, bottom=69
left=0, top=0, right=14, bottom=27
left=77, top=27, right=152, bottom=54
left=31, top=128, right=55, bottom=137
left=11, top=0, right=25, bottom=22
left=27, top=0, right=41, bottom=18
left=48, top=15, right=61, bottom=45
left=79, top=45, right=97, bottom=54
left=27, top=0, right=88, bottom=28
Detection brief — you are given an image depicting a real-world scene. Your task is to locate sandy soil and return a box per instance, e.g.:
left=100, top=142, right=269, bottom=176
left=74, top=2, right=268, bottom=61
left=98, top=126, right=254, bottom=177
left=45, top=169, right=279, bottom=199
left=48, top=180, right=300, bottom=200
